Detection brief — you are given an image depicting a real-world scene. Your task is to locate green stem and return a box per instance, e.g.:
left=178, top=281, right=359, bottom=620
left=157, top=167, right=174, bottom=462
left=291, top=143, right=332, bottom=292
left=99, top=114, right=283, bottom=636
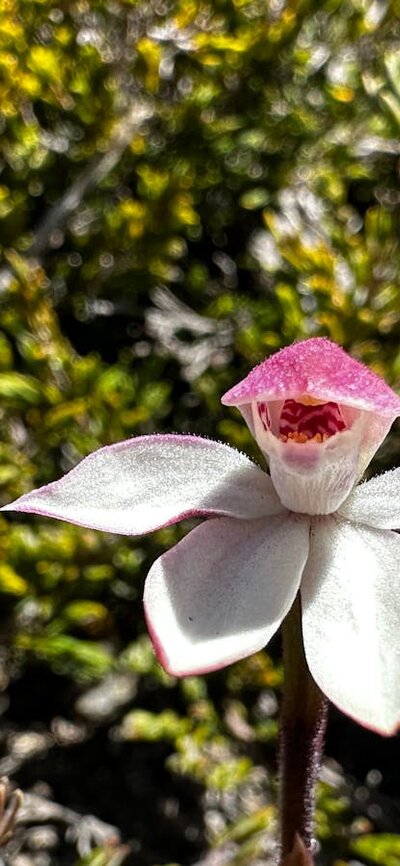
left=279, top=593, right=328, bottom=862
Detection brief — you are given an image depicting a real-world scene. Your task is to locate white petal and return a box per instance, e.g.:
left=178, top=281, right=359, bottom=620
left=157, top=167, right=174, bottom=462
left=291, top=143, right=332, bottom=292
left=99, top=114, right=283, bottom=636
left=0, top=434, right=284, bottom=535
left=339, top=468, right=400, bottom=530
left=301, top=516, right=400, bottom=734
left=144, top=513, right=310, bottom=676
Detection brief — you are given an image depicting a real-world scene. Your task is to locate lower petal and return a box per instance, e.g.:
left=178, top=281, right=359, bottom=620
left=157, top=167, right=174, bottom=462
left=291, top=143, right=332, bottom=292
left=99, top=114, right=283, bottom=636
left=301, top=516, right=400, bottom=735
left=144, top=513, right=310, bottom=676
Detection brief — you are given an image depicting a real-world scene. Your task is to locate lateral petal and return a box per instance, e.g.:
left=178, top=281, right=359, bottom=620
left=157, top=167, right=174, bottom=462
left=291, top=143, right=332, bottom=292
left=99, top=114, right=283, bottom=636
left=301, top=516, right=400, bottom=735
left=339, top=468, right=400, bottom=530
left=144, top=513, right=310, bottom=676
left=0, top=434, right=284, bottom=535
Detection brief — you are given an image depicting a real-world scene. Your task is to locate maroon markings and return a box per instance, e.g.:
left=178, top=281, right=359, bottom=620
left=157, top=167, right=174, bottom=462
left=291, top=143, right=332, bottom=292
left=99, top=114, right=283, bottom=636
left=279, top=400, right=346, bottom=440
left=257, top=401, right=270, bottom=431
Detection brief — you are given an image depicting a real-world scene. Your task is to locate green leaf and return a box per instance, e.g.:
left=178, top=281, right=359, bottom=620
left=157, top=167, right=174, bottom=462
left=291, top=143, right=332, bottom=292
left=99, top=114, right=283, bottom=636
left=0, top=372, right=40, bottom=404
left=119, top=709, right=190, bottom=742
left=0, top=563, right=28, bottom=596
left=63, top=600, right=110, bottom=629
left=351, top=834, right=400, bottom=866
left=16, top=634, right=114, bottom=682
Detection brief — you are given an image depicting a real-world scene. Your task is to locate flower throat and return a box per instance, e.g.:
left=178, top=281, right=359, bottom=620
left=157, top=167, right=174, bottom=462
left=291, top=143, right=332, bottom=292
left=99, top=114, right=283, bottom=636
left=258, top=398, right=346, bottom=444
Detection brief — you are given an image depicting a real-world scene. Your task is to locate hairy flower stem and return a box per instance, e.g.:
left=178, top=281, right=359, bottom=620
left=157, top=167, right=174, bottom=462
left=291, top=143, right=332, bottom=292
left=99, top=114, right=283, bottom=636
left=279, top=593, right=328, bottom=862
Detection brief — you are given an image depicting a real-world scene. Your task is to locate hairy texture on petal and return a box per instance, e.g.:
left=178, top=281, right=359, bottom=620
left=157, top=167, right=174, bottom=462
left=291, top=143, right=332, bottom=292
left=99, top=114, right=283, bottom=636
left=222, top=338, right=400, bottom=416
left=339, top=468, right=400, bottom=530
left=0, top=435, right=284, bottom=534
left=301, top=516, right=400, bottom=735
left=144, top=513, right=310, bottom=676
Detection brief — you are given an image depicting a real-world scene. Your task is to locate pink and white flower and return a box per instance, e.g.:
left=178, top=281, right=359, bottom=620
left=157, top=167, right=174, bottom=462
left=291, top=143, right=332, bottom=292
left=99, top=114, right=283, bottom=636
left=3, top=338, right=400, bottom=734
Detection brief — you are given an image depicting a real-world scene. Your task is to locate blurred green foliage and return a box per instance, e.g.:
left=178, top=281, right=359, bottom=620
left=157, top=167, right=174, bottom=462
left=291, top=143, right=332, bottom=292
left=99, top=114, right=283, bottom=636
left=0, top=0, right=400, bottom=864
left=351, top=834, right=400, bottom=866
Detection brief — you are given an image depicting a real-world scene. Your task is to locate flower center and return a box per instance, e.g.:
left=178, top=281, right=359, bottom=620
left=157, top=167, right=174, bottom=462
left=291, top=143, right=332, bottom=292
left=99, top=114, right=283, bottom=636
left=279, top=398, right=346, bottom=443
left=257, top=397, right=347, bottom=443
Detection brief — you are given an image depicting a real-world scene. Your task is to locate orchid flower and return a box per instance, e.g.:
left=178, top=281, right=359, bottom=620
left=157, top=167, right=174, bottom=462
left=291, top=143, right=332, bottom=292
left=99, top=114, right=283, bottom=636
left=2, top=338, right=400, bottom=735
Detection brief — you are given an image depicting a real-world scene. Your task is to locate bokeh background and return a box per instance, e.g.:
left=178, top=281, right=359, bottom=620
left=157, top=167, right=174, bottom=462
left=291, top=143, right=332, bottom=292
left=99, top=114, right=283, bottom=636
left=1, top=0, right=400, bottom=864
